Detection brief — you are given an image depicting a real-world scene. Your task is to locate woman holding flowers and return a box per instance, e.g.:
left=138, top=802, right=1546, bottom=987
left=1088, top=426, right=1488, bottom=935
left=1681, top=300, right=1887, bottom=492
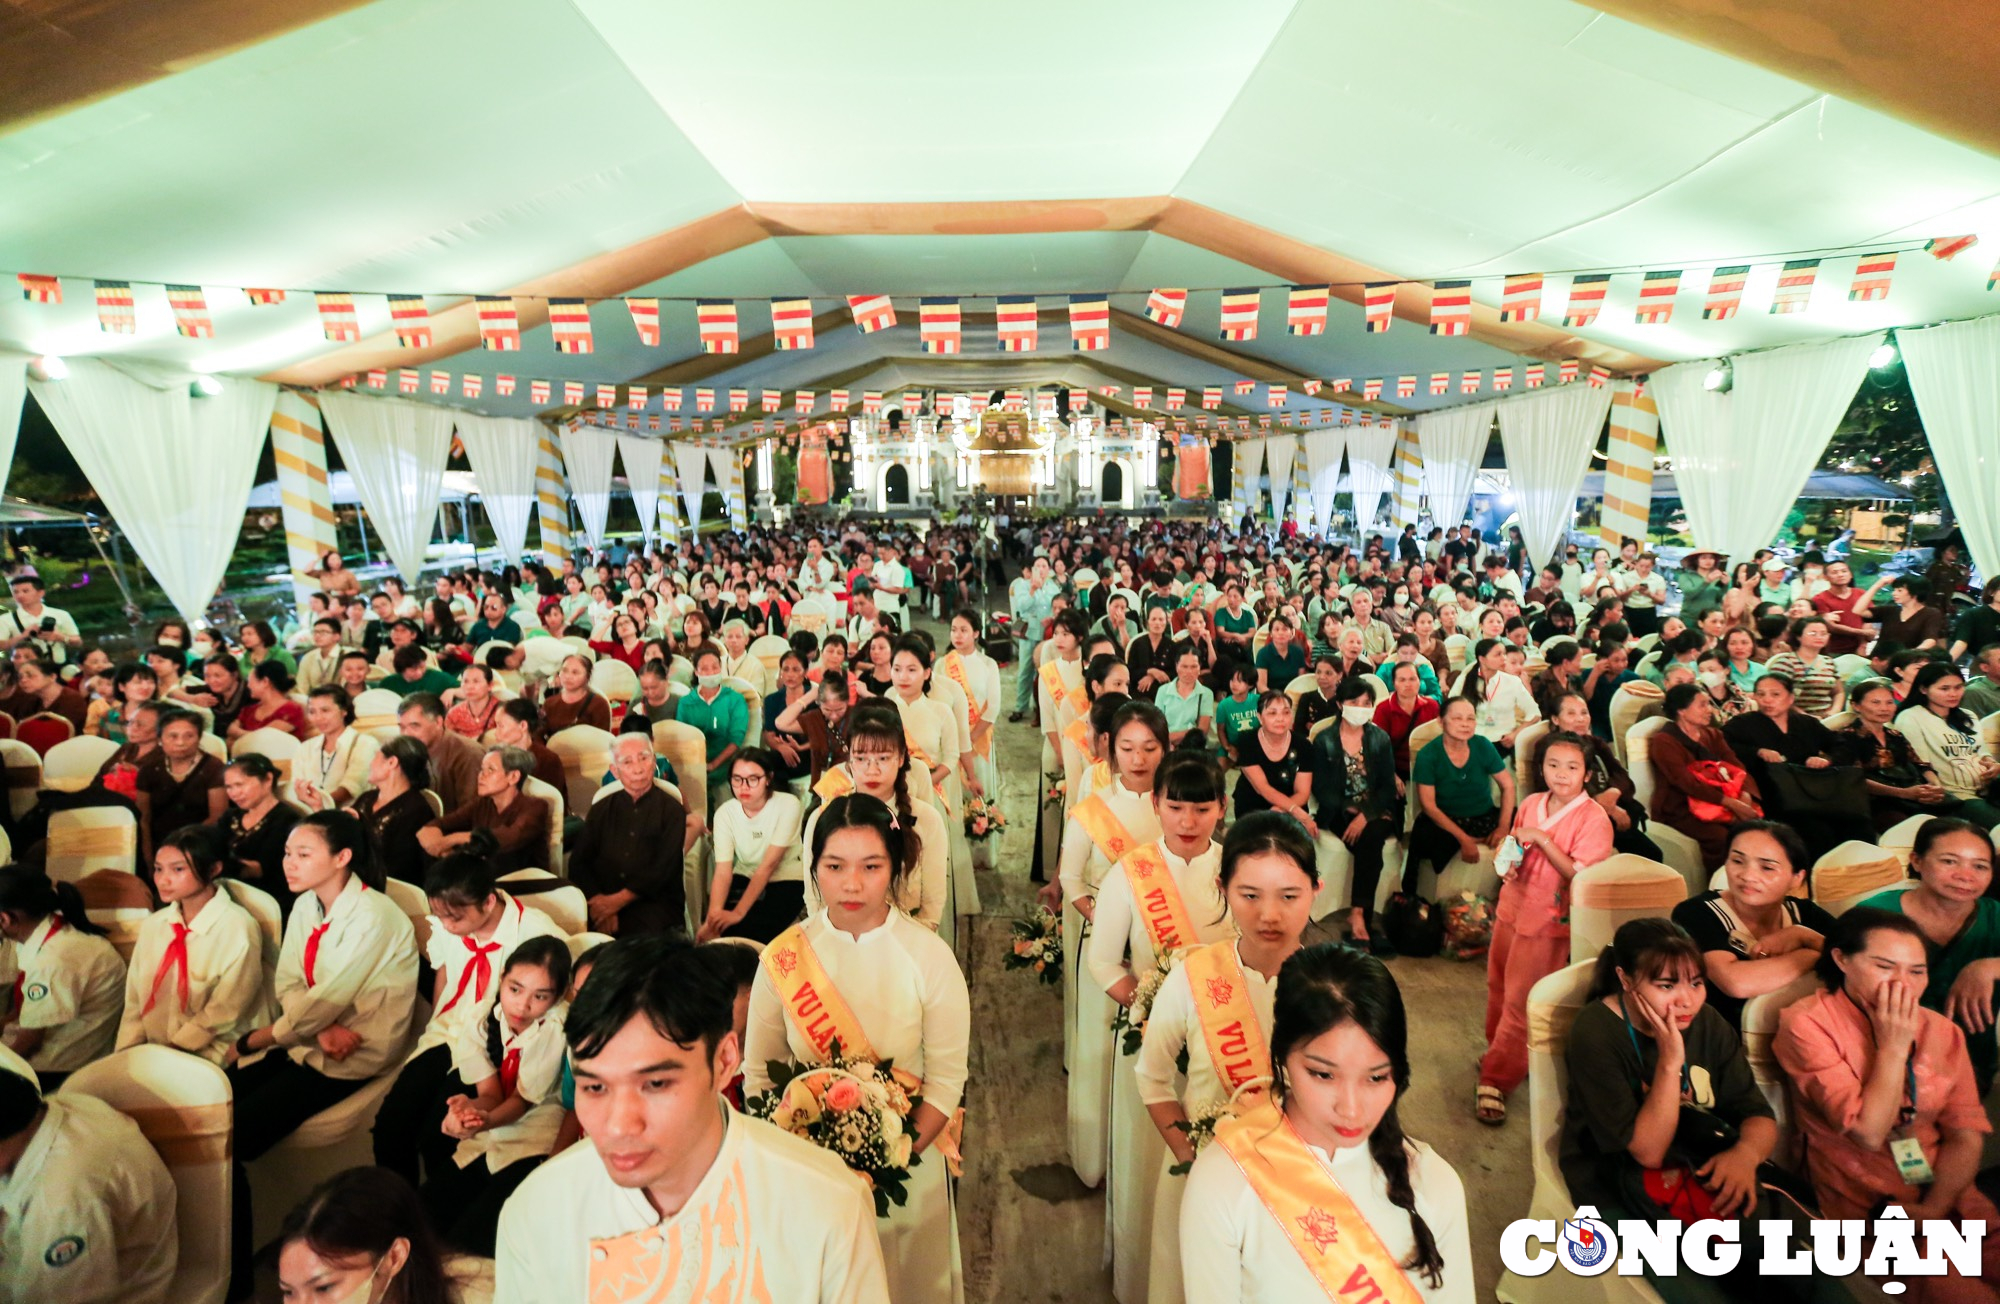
left=744, top=792, right=971, bottom=1304
left=1087, top=751, right=1235, bottom=1303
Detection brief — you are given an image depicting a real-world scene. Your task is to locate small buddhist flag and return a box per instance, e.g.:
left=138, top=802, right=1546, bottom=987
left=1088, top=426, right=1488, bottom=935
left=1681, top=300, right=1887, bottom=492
left=1558, top=359, right=1579, bottom=384
left=1460, top=371, right=1482, bottom=394
left=647, top=414, right=660, bottom=431
left=1202, top=386, right=1221, bottom=410
left=463, top=374, right=483, bottom=398
left=497, top=375, right=516, bottom=397
left=530, top=380, right=551, bottom=404
left=1493, top=367, right=1513, bottom=392
left=1849, top=253, right=1896, bottom=302
left=316, top=292, right=361, bottom=342
left=564, top=381, right=584, bottom=405
left=762, top=390, right=782, bottom=413
left=1563, top=274, right=1610, bottom=328
left=862, top=391, right=883, bottom=415
left=1069, top=294, right=1109, bottom=351
left=830, top=389, right=849, bottom=409
left=1329, top=378, right=1352, bottom=395
left=696, top=388, right=715, bottom=412
left=1340, top=409, right=1354, bottom=426
left=1301, top=379, right=1322, bottom=396
left=432, top=371, right=453, bottom=396
left=1429, top=280, right=1471, bottom=336
left=550, top=298, right=594, bottom=353
left=1218, top=288, right=1261, bottom=341
left=366, top=369, right=387, bottom=389
left=628, top=385, right=648, bottom=410
left=728, top=388, right=749, bottom=413
left=1286, top=285, right=1329, bottom=336
left=1770, top=259, right=1819, bottom=315
left=476, top=297, right=521, bottom=350
left=1144, top=287, right=1187, bottom=328
left=1258, top=415, right=1272, bottom=429
left=1633, top=270, right=1680, bottom=324
left=1396, top=375, right=1416, bottom=398
left=1133, top=386, right=1154, bottom=409
left=1362, top=378, right=1383, bottom=401
left=245, top=288, right=285, bottom=306
left=788, top=390, right=811, bottom=413
left=1500, top=273, right=1542, bottom=322
left=625, top=297, right=661, bottom=347
left=1587, top=365, right=1609, bottom=388
left=1166, top=388, right=1186, bottom=410
left=387, top=295, right=430, bottom=348
left=1927, top=235, right=1979, bottom=261
left=900, top=391, right=923, bottom=414
left=1068, top=389, right=1089, bottom=412
left=1525, top=363, right=1546, bottom=389
left=660, top=387, right=681, bottom=410
left=1703, top=266, right=1749, bottom=321
left=995, top=295, right=1038, bottom=352
left=166, top=285, right=213, bottom=339
left=1363, top=283, right=1396, bottom=333
left=769, top=298, right=815, bottom=351
left=399, top=370, right=420, bottom=394
left=1233, top=380, right=1255, bottom=397
left=919, top=297, right=961, bottom=354
left=595, top=384, right=616, bottom=408
left=17, top=274, right=59, bottom=303
left=93, top=280, right=135, bottom=333
left=847, top=294, right=897, bottom=333
left=696, top=300, right=739, bottom=354
left=1267, top=384, right=1288, bottom=407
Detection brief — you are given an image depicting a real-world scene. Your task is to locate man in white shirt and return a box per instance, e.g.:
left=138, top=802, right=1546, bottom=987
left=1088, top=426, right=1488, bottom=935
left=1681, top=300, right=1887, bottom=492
left=0, top=574, right=80, bottom=667
left=0, top=1045, right=177, bottom=1304
left=799, top=540, right=838, bottom=597
left=497, top=937, right=888, bottom=1303
left=870, top=543, right=911, bottom=623
left=1615, top=551, right=1667, bottom=638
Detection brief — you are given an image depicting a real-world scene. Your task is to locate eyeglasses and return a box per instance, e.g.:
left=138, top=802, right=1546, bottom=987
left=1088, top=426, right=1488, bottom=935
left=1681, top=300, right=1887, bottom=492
left=729, top=774, right=767, bottom=787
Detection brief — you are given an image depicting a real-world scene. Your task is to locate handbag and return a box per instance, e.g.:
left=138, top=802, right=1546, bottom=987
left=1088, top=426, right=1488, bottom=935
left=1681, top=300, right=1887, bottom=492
left=1683, top=759, right=1757, bottom=823
left=1764, top=762, right=1867, bottom=822
left=1381, top=892, right=1445, bottom=958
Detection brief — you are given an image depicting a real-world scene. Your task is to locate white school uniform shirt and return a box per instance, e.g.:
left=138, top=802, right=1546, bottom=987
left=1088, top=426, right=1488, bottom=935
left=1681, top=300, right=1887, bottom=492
left=0, top=1094, right=177, bottom=1304
left=802, top=790, right=949, bottom=930
left=1179, top=1129, right=1474, bottom=1304
left=8, top=915, right=124, bottom=1075
left=116, top=890, right=271, bottom=1065
left=743, top=910, right=971, bottom=1119
left=270, top=876, right=419, bottom=1079
left=418, top=892, right=566, bottom=1054
left=1134, top=941, right=1277, bottom=1113
left=1085, top=840, right=1230, bottom=994
left=1058, top=775, right=1165, bottom=907
left=714, top=792, right=805, bottom=884
left=495, top=1105, right=890, bottom=1304
left=450, top=1000, right=569, bottom=1172
left=1617, top=567, right=1666, bottom=610
left=870, top=560, right=909, bottom=616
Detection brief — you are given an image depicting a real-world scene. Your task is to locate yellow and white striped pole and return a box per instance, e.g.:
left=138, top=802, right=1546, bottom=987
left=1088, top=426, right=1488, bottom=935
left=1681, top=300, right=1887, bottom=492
left=536, top=430, right=571, bottom=563
left=1600, top=380, right=1658, bottom=548
left=1391, top=421, right=1424, bottom=528
left=271, top=390, right=338, bottom=616
left=657, top=456, right=680, bottom=542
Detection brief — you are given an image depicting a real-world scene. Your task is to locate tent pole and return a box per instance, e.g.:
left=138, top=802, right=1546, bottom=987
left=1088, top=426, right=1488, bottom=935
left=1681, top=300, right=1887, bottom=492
left=354, top=510, right=374, bottom=567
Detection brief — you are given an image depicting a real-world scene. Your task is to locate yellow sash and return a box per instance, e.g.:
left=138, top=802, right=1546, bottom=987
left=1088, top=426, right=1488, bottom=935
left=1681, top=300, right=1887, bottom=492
left=1213, top=1098, right=1426, bottom=1304
left=763, top=924, right=876, bottom=1062
left=1063, top=717, right=1092, bottom=761
left=942, top=651, right=984, bottom=733
left=904, top=732, right=949, bottom=802
left=1039, top=658, right=1069, bottom=710
left=1183, top=942, right=1273, bottom=1101
left=1089, top=759, right=1111, bottom=792
left=1119, top=843, right=1202, bottom=958
left=813, top=766, right=855, bottom=802
left=1072, top=792, right=1138, bottom=865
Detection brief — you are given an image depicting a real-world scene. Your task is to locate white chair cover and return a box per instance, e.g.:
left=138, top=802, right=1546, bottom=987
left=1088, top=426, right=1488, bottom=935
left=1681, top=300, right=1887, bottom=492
left=40, top=735, right=118, bottom=792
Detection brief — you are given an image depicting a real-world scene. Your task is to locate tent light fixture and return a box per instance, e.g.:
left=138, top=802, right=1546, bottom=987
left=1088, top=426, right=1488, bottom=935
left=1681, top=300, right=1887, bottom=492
left=28, top=354, right=67, bottom=382
left=1701, top=361, right=1732, bottom=392
left=190, top=375, right=223, bottom=397
left=1868, top=340, right=1898, bottom=370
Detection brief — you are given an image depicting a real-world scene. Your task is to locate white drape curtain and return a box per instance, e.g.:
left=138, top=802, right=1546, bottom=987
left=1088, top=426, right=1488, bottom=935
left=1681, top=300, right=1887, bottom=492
left=1495, top=383, right=1616, bottom=569
left=558, top=426, right=619, bottom=550
left=31, top=359, right=276, bottom=619
left=1346, top=422, right=1398, bottom=538
left=1652, top=332, right=1883, bottom=564
left=320, top=392, right=455, bottom=584
left=1264, top=434, right=1297, bottom=523
left=1414, top=401, right=1497, bottom=531
left=454, top=414, right=541, bottom=564
left=0, top=352, right=27, bottom=496
left=675, top=442, right=711, bottom=527
left=1899, top=316, right=2000, bottom=583
left=706, top=447, right=739, bottom=526
left=1302, top=430, right=1345, bottom=536
left=1236, top=438, right=1266, bottom=514
left=614, top=436, right=665, bottom=547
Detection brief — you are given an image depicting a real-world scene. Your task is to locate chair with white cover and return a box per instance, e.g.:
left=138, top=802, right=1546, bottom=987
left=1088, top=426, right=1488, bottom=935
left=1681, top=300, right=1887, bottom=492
left=1811, top=841, right=1909, bottom=915
left=588, top=657, right=639, bottom=707
left=790, top=594, right=835, bottom=635
left=721, top=676, right=764, bottom=749
left=1633, top=632, right=1661, bottom=654
left=1606, top=680, right=1663, bottom=765
left=1494, top=960, right=1666, bottom=1304
left=497, top=868, right=588, bottom=935
left=1880, top=812, right=1934, bottom=869
left=1311, top=830, right=1403, bottom=922
left=197, top=732, right=228, bottom=763
left=65, top=1045, right=234, bottom=1304
left=1739, top=971, right=1820, bottom=1168
left=1443, top=633, right=1470, bottom=674
left=520, top=775, right=566, bottom=878
left=1511, top=720, right=1551, bottom=797
left=229, top=728, right=303, bottom=785
left=652, top=718, right=709, bottom=822
left=1982, top=711, right=2000, bottom=759
left=1283, top=673, right=1317, bottom=706
left=1400, top=719, right=1447, bottom=840
left=74, top=867, right=155, bottom=960
left=40, top=734, right=118, bottom=792
left=558, top=636, right=596, bottom=661
left=219, top=879, right=284, bottom=1010
left=46, top=805, right=139, bottom=883
left=351, top=688, right=405, bottom=736
left=246, top=1036, right=416, bottom=1249
left=548, top=725, right=617, bottom=818
left=1567, top=855, right=1686, bottom=964
left=566, top=931, right=614, bottom=963
left=1622, top=715, right=1708, bottom=896
left=0, top=738, right=38, bottom=823
left=1832, top=653, right=1874, bottom=682
left=1820, top=710, right=1857, bottom=733
left=667, top=654, right=695, bottom=689
left=1358, top=674, right=1388, bottom=704
left=383, top=877, right=434, bottom=953
left=749, top=634, right=791, bottom=680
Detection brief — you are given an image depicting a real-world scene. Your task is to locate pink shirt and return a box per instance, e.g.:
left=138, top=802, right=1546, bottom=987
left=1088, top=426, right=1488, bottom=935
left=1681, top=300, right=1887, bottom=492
left=1774, top=986, right=1992, bottom=1220
left=1497, top=790, right=1612, bottom=939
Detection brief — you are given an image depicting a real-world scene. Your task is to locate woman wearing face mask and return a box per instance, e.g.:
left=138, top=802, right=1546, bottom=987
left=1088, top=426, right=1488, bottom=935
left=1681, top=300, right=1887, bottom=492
left=1313, top=676, right=1403, bottom=954
left=277, top=1166, right=464, bottom=1304
left=1475, top=731, right=1613, bottom=1126
left=1691, top=648, right=1753, bottom=726
left=745, top=793, right=972, bottom=1304
left=1179, top=924, right=1470, bottom=1304
left=1839, top=678, right=1956, bottom=829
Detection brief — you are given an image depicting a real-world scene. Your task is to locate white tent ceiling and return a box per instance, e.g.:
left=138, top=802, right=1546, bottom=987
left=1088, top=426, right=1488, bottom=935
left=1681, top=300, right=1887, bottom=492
left=3, top=0, right=1998, bottom=432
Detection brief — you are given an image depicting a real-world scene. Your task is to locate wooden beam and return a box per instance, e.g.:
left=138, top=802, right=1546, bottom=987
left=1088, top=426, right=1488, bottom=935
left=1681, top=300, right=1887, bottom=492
left=746, top=197, right=1170, bottom=238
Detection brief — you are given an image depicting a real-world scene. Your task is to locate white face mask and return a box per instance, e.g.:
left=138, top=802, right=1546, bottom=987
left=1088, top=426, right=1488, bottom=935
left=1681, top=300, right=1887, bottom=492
left=1392, top=592, right=1408, bottom=606
left=697, top=673, right=721, bottom=690
left=1342, top=705, right=1375, bottom=727
left=1698, top=670, right=1726, bottom=689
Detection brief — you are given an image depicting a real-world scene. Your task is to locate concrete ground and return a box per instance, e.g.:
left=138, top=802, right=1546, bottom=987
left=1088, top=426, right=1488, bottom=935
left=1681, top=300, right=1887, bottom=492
left=959, top=704, right=1530, bottom=1303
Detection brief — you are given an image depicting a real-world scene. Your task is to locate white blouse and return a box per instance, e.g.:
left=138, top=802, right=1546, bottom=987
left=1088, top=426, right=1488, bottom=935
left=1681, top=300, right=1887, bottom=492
left=292, top=726, right=379, bottom=810
left=271, top=876, right=419, bottom=1079
left=802, top=787, right=949, bottom=930
left=449, top=1001, right=569, bottom=1172
left=7, top=914, right=125, bottom=1074
left=715, top=792, right=806, bottom=884
left=117, top=891, right=271, bottom=1065
left=1057, top=775, right=1164, bottom=906
left=1085, top=840, right=1231, bottom=994
left=1134, top=942, right=1276, bottom=1112
left=941, top=650, right=1000, bottom=728
left=417, top=892, right=565, bottom=1054
left=1449, top=670, right=1540, bottom=743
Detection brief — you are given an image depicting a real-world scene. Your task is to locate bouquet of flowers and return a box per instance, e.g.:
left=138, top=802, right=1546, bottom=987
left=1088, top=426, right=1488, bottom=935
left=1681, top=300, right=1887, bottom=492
left=1441, top=891, right=1495, bottom=962
left=1005, top=906, right=1063, bottom=985
left=1168, top=1076, right=1274, bottom=1175
left=748, top=1042, right=920, bottom=1218
left=1043, top=769, right=1065, bottom=807
left=1111, top=949, right=1182, bottom=1056
left=963, top=794, right=1006, bottom=843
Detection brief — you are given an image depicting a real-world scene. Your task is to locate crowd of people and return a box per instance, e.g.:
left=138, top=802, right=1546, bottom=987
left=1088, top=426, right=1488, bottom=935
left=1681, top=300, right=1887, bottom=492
left=0, top=510, right=1997, bottom=1303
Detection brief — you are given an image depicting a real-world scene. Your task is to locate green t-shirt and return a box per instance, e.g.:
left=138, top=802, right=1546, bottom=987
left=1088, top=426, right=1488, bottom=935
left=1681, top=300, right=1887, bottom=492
left=1214, top=607, right=1256, bottom=638
left=1215, top=693, right=1260, bottom=752
left=1410, top=734, right=1505, bottom=818
left=381, top=667, right=457, bottom=698
left=1858, top=889, right=2000, bottom=1085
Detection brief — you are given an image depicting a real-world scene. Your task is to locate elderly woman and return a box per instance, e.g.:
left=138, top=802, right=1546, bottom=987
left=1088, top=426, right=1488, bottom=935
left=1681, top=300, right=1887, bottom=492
left=717, top=618, right=768, bottom=696
left=1407, top=696, right=1514, bottom=891
left=227, top=660, right=305, bottom=741
left=1895, top=662, right=2000, bottom=829
left=416, top=746, right=549, bottom=876
left=1648, top=683, right=1763, bottom=871
left=538, top=653, right=610, bottom=736
left=1721, top=672, right=1875, bottom=858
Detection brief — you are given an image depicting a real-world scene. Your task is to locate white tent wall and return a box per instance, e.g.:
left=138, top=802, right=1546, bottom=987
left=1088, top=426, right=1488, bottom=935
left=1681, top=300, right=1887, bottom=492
left=1235, top=437, right=1266, bottom=516
left=319, top=392, right=455, bottom=585
left=1346, top=422, right=1398, bottom=539
left=675, top=442, right=710, bottom=528
left=558, top=425, right=619, bottom=550
left=707, top=445, right=745, bottom=528
left=1899, top=316, right=2000, bottom=584
left=31, top=360, right=276, bottom=620
left=0, top=352, right=26, bottom=496
left=1413, top=402, right=1498, bottom=534
left=454, top=413, right=542, bottom=563
left=1302, top=429, right=1344, bottom=536
left=1494, top=382, right=1615, bottom=570
left=1265, top=433, right=1297, bottom=523
left=1651, top=332, right=1883, bottom=564
left=613, top=435, right=664, bottom=547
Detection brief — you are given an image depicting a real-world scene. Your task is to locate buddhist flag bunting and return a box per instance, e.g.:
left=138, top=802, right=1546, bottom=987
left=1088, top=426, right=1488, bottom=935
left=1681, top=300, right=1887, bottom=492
left=1559, top=359, right=1579, bottom=384
left=399, top=370, right=420, bottom=394
left=432, top=371, right=452, bottom=396
left=765, top=297, right=815, bottom=351
left=1068, top=389, right=1089, bottom=412
left=1233, top=380, right=1255, bottom=397
left=497, top=375, right=515, bottom=397
left=1429, top=280, right=1471, bottom=336
left=794, top=391, right=815, bottom=413
left=1396, top=375, right=1417, bottom=398
left=531, top=380, right=551, bottom=404
left=550, top=298, right=594, bottom=353
left=1428, top=373, right=1448, bottom=396
left=1362, top=378, right=1383, bottom=401
left=1564, top=274, right=1610, bottom=327
left=564, top=381, right=584, bottom=405
left=628, top=385, right=648, bottom=410
left=1525, top=363, right=1546, bottom=389
left=1329, top=379, right=1352, bottom=395
left=463, top=374, right=483, bottom=398
left=386, top=295, right=429, bottom=348
left=1003, top=390, right=1025, bottom=411
left=994, top=295, right=1038, bottom=351
left=1363, top=283, right=1396, bottom=333
left=1286, top=285, right=1329, bottom=336
left=366, top=369, right=387, bottom=389
left=847, top=294, right=896, bottom=333
left=17, top=274, right=59, bottom=303
left=1990, top=260, right=2000, bottom=292
left=919, top=297, right=961, bottom=354
left=316, top=292, right=361, bottom=341
left=1493, top=367, right=1513, bottom=392
left=1267, top=384, right=1287, bottom=407
left=1219, top=288, right=1261, bottom=341
left=1069, top=294, right=1109, bottom=351
left=1144, top=287, right=1187, bottom=328
left=862, top=391, right=883, bottom=415
left=1132, top=386, right=1153, bottom=409
left=1340, top=409, right=1355, bottom=426
left=1202, top=386, right=1222, bottom=410
left=1849, top=252, right=1896, bottom=301
left=696, top=389, right=715, bottom=412
left=1703, top=266, right=1749, bottom=320
left=93, top=280, right=135, bottom=333
left=1460, top=371, right=1482, bottom=394
left=696, top=300, right=739, bottom=354
left=728, top=388, right=749, bottom=413
left=1770, top=259, right=1819, bottom=314
left=623, top=297, right=661, bottom=348
left=246, top=288, right=285, bottom=306
left=475, top=296, right=521, bottom=350
left=1587, top=365, right=1610, bottom=388
left=1633, top=270, right=1680, bottom=324
left=1166, top=388, right=1186, bottom=410
left=1500, top=273, right=1542, bottom=322
left=1301, top=379, right=1322, bottom=396
left=594, top=384, right=615, bottom=408
left=1927, top=235, right=1979, bottom=261
left=1258, top=415, right=1272, bottom=429
left=647, top=414, right=660, bottom=432
left=166, top=284, right=213, bottom=338
left=901, top=391, right=923, bottom=414
left=759, top=390, right=780, bottom=413
left=830, top=389, right=848, bottom=409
